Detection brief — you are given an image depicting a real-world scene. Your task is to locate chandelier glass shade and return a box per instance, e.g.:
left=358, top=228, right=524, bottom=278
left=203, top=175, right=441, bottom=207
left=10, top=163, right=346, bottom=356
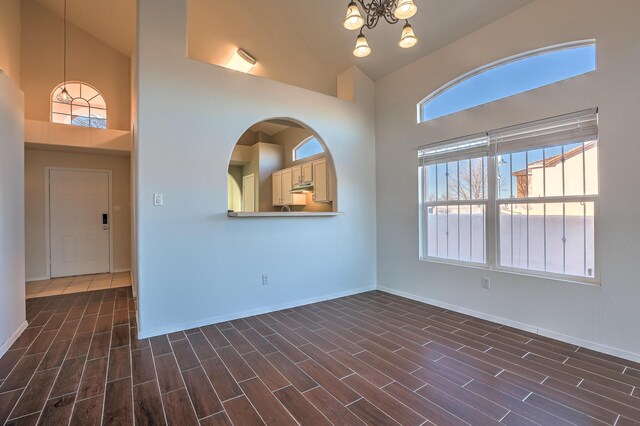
left=342, top=0, right=419, bottom=57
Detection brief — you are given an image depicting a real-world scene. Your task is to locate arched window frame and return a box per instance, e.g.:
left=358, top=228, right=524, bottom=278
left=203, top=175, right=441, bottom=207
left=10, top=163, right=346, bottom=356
left=417, top=40, right=596, bottom=123
left=292, top=136, right=325, bottom=161
left=50, top=81, right=108, bottom=129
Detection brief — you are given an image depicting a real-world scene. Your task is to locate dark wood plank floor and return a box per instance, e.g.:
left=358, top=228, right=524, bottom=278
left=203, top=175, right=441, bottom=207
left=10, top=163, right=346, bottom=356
left=1, top=288, right=639, bottom=425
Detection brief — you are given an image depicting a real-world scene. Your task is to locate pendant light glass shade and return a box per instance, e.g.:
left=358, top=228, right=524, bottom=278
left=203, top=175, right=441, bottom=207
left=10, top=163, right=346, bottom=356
left=56, top=87, right=73, bottom=103
left=394, top=0, right=417, bottom=20
left=343, top=2, right=364, bottom=30
left=353, top=33, right=371, bottom=57
left=398, top=22, right=418, bottom=48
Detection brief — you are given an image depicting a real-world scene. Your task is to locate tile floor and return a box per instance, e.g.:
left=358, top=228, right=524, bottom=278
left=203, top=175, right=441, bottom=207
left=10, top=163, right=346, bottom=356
left=26, top=272, right=132, bottom=299
left=1, top=289, right=640, bottom=425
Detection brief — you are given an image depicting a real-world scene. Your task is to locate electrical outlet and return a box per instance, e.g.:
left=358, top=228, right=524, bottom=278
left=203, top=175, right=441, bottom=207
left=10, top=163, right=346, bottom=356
left=153, top=193, right=163, bottom=206
left=481, top=277, right=490, bottom=289
left=261, top=274, right=269, bottom=285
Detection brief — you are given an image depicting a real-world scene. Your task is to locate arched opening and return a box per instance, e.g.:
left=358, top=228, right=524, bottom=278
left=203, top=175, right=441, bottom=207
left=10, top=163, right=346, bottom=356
left=228, top=118, right=337, bottom=213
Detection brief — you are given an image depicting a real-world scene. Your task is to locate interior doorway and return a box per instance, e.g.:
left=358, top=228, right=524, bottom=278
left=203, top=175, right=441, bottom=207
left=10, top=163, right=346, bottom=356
left=242, top=173, right=256, bottom=212
left=47, top=168, right=112, bottom=278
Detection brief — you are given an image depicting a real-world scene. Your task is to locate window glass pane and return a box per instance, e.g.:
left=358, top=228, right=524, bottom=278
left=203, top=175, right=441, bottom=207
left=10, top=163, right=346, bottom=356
left=544, top=145, right=564, bottom=197
left=427, top=164, right=437, bottom=202
left=510, top=151, right=528, bottom=198
left=585, top=202, right=595, bottom=277
left=526, top=149, right=544, bottom=197
left=51, top=102, right=71, bottom=115
left=52, top=113, right=71, bottom=125
left=471, top=204, right=485, bottom=263
left=81, top=85, right=99, bottom=100
left=427, top=206, right=438, bottom=257
left=528, top=203, right=545, bottom=272
left=437, top=206, right=448, bottom=258
left=458, top=159, right=471, bottom=200
left=584, top=142, right=598, bottom=195
left=563, top=143, right=585, bottom=196
left=470, top=157, right=486, bottom=200
left=447, top=206, right=459, bottom=260
left=447, top=161, right=459, bottom=201
left=90, top=107, right=107, bottom=119
left=66, top=83, right=81, bottom=99
left=294, top=137, right=324, bottom=160
left=90, top=95, right=106, bottom=109
left=565, top=202, right=586, bottom=276
left=72, top=105, right=90, bottom=118
left=498, top=155, right=512, bottom=199
left=545, top=202, right=564, bottom=274
left=500, top=203, right=529, bottom=269
left=90, top=118, right=107, bottom=129
left=71, top=116, right=91, bottom=127
left=459, top=206, right=471, bottom=262
left=421, top=44, right=596, bottom=122
left=436, top=163, right=447, bottom=201
left=499, top=204, right=513, bottom=266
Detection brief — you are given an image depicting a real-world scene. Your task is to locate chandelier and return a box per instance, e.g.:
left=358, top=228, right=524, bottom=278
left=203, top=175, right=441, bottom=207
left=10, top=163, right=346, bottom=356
left=343, top=0, right=418, bottom=58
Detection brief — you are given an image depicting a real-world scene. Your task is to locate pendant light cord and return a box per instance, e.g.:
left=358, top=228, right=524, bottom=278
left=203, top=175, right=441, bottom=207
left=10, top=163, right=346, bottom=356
left=63, top=0, right=67, bottom=89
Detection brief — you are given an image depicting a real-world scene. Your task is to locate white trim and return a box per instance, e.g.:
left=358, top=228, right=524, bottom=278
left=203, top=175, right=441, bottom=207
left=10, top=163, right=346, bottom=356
left=45, top=167, right=114, bottom=278
left=138, top=285, right=376, bottom=339
left=112, top=268, right=131, bottom=273
left=0, top=321, right=28, bottom=358
left=25, top=275, right=50, bottom=283
left=377, top=286, right=640, bottom=364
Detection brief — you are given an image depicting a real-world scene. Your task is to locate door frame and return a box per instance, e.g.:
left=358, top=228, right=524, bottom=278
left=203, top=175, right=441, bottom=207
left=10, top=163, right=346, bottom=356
left=44, top=167, right=114, bottom=279
left=242, top=173, right=256, bottom=212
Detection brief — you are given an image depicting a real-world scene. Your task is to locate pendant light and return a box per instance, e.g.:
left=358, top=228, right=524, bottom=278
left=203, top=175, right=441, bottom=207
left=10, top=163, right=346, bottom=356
left=394, top=0, right=418, bottom=20
left=398, top=21, right=418, bottom=48
left=353, top=32, right=371, bottom=58
left=56, top=0, right=72, bottom=104
left=343, top=1, right=364, bottom=30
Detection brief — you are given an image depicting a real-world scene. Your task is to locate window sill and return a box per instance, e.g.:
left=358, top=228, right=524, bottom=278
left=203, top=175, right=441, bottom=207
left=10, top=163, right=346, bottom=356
left=228, top=211, right=342, bottom=218
left=419, top=257, right=601, bottom=287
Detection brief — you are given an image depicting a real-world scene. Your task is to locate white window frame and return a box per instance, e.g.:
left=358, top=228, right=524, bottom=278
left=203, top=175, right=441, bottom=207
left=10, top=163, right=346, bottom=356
left=293, top=136, right=324, bottom=162
left=419, top=109, right=600, bottom=285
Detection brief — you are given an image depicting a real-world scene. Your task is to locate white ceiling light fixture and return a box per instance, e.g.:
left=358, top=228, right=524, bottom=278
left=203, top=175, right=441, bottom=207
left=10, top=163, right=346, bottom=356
left=226, top=48, right=257, bottom=73
left=342, top=0, right=419, bottom=57
left=56, top=0, right=72, bottom=103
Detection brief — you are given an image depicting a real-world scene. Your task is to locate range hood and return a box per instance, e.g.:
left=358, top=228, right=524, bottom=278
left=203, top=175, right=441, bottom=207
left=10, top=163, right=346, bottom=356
left=290, top=182, right=314, bottom=193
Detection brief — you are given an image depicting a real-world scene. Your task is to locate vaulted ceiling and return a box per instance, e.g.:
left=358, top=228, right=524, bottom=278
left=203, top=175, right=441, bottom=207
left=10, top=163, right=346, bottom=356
left=34, top=0, right=532, bottom=95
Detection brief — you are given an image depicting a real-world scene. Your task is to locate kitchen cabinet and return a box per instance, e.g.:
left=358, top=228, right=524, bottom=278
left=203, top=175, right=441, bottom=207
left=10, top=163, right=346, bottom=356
left=292, top=163, right=313, bottom=184
left=272, top=169, right=306, bottom=206
left=312, top=158, right=331, bottom=203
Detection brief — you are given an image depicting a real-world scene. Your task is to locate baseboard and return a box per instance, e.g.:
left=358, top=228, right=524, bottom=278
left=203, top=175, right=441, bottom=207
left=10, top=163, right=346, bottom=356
left=377, top=286, right=640, bottom=364
left=26, top=276, right=49, bottom=283
left=138, top=285, right=376, bottom=339
left=112, top=268, right=131, bottom=274
left=0, top=321, right=28, bottom=358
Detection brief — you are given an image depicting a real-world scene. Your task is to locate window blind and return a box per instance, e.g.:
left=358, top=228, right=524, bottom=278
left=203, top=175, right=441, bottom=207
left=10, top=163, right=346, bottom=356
left=489, top=108, right=598, bottom=155
left=418, top=133, right=489, bottom=165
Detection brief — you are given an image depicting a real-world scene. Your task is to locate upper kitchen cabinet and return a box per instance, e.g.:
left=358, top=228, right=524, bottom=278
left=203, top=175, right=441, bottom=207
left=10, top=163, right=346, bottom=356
left=228, top=118, right=337, bottom=214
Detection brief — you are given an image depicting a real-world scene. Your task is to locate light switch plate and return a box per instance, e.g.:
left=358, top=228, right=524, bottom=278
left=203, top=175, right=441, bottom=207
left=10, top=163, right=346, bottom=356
left=153, top=193, right=163, bottom=206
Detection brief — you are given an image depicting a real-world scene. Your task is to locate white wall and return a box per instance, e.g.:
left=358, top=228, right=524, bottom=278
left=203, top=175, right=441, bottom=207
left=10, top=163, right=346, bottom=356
left=24, top=148, right=131, bottom=281
left=376, top=0, right=640, bottom=360
left=135, top=0, right=377, bottom=337
left=0, top=0, right=21, bottom=85
left=0, top=72, right=26, bottom=356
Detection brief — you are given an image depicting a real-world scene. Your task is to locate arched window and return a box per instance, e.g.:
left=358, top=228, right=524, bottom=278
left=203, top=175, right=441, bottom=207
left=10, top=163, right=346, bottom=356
left=293, top=136, right=324, bottom=161
left=419, top=41, right=596, bottom=123
left=51, top=82, right=107, bottom=129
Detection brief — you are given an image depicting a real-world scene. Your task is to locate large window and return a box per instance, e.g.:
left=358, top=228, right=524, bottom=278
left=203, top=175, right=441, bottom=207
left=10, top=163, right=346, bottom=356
left=419, top=41, right=596, bottom=123
left=293, top=136, right=324, bottom=161
left=419, top=110, right=599, bottom=282
left=51, top=82, right=107, bottom=129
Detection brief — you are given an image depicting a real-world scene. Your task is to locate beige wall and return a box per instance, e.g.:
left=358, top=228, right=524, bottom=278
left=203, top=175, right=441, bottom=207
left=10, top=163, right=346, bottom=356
left=21, top=0, right=131, bottom=130
left=25, top=148, right=131, bottom=280
left=0, top=0, right=21, bottom=85
left=187, top=0, right=338, bottom=96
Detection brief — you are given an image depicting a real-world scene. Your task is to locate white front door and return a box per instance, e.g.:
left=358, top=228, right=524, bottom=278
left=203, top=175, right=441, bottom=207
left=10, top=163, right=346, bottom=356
left=49, top=170, right=110, bottom=277
left=242, top=174, right=256, bottom=212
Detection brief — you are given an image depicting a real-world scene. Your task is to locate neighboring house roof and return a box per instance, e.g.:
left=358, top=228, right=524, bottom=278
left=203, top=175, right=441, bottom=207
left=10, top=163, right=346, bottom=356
left=512, top=140, right=596, bottom=176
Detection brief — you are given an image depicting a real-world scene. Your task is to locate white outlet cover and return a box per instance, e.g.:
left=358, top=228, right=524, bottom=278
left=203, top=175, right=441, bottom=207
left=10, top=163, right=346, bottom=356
left=153, top=193, right=163, bottom=206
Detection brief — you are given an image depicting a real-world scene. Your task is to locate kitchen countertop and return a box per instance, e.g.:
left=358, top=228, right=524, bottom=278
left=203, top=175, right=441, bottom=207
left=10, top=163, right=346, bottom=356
left=228, top=211, right=342, bottom=218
